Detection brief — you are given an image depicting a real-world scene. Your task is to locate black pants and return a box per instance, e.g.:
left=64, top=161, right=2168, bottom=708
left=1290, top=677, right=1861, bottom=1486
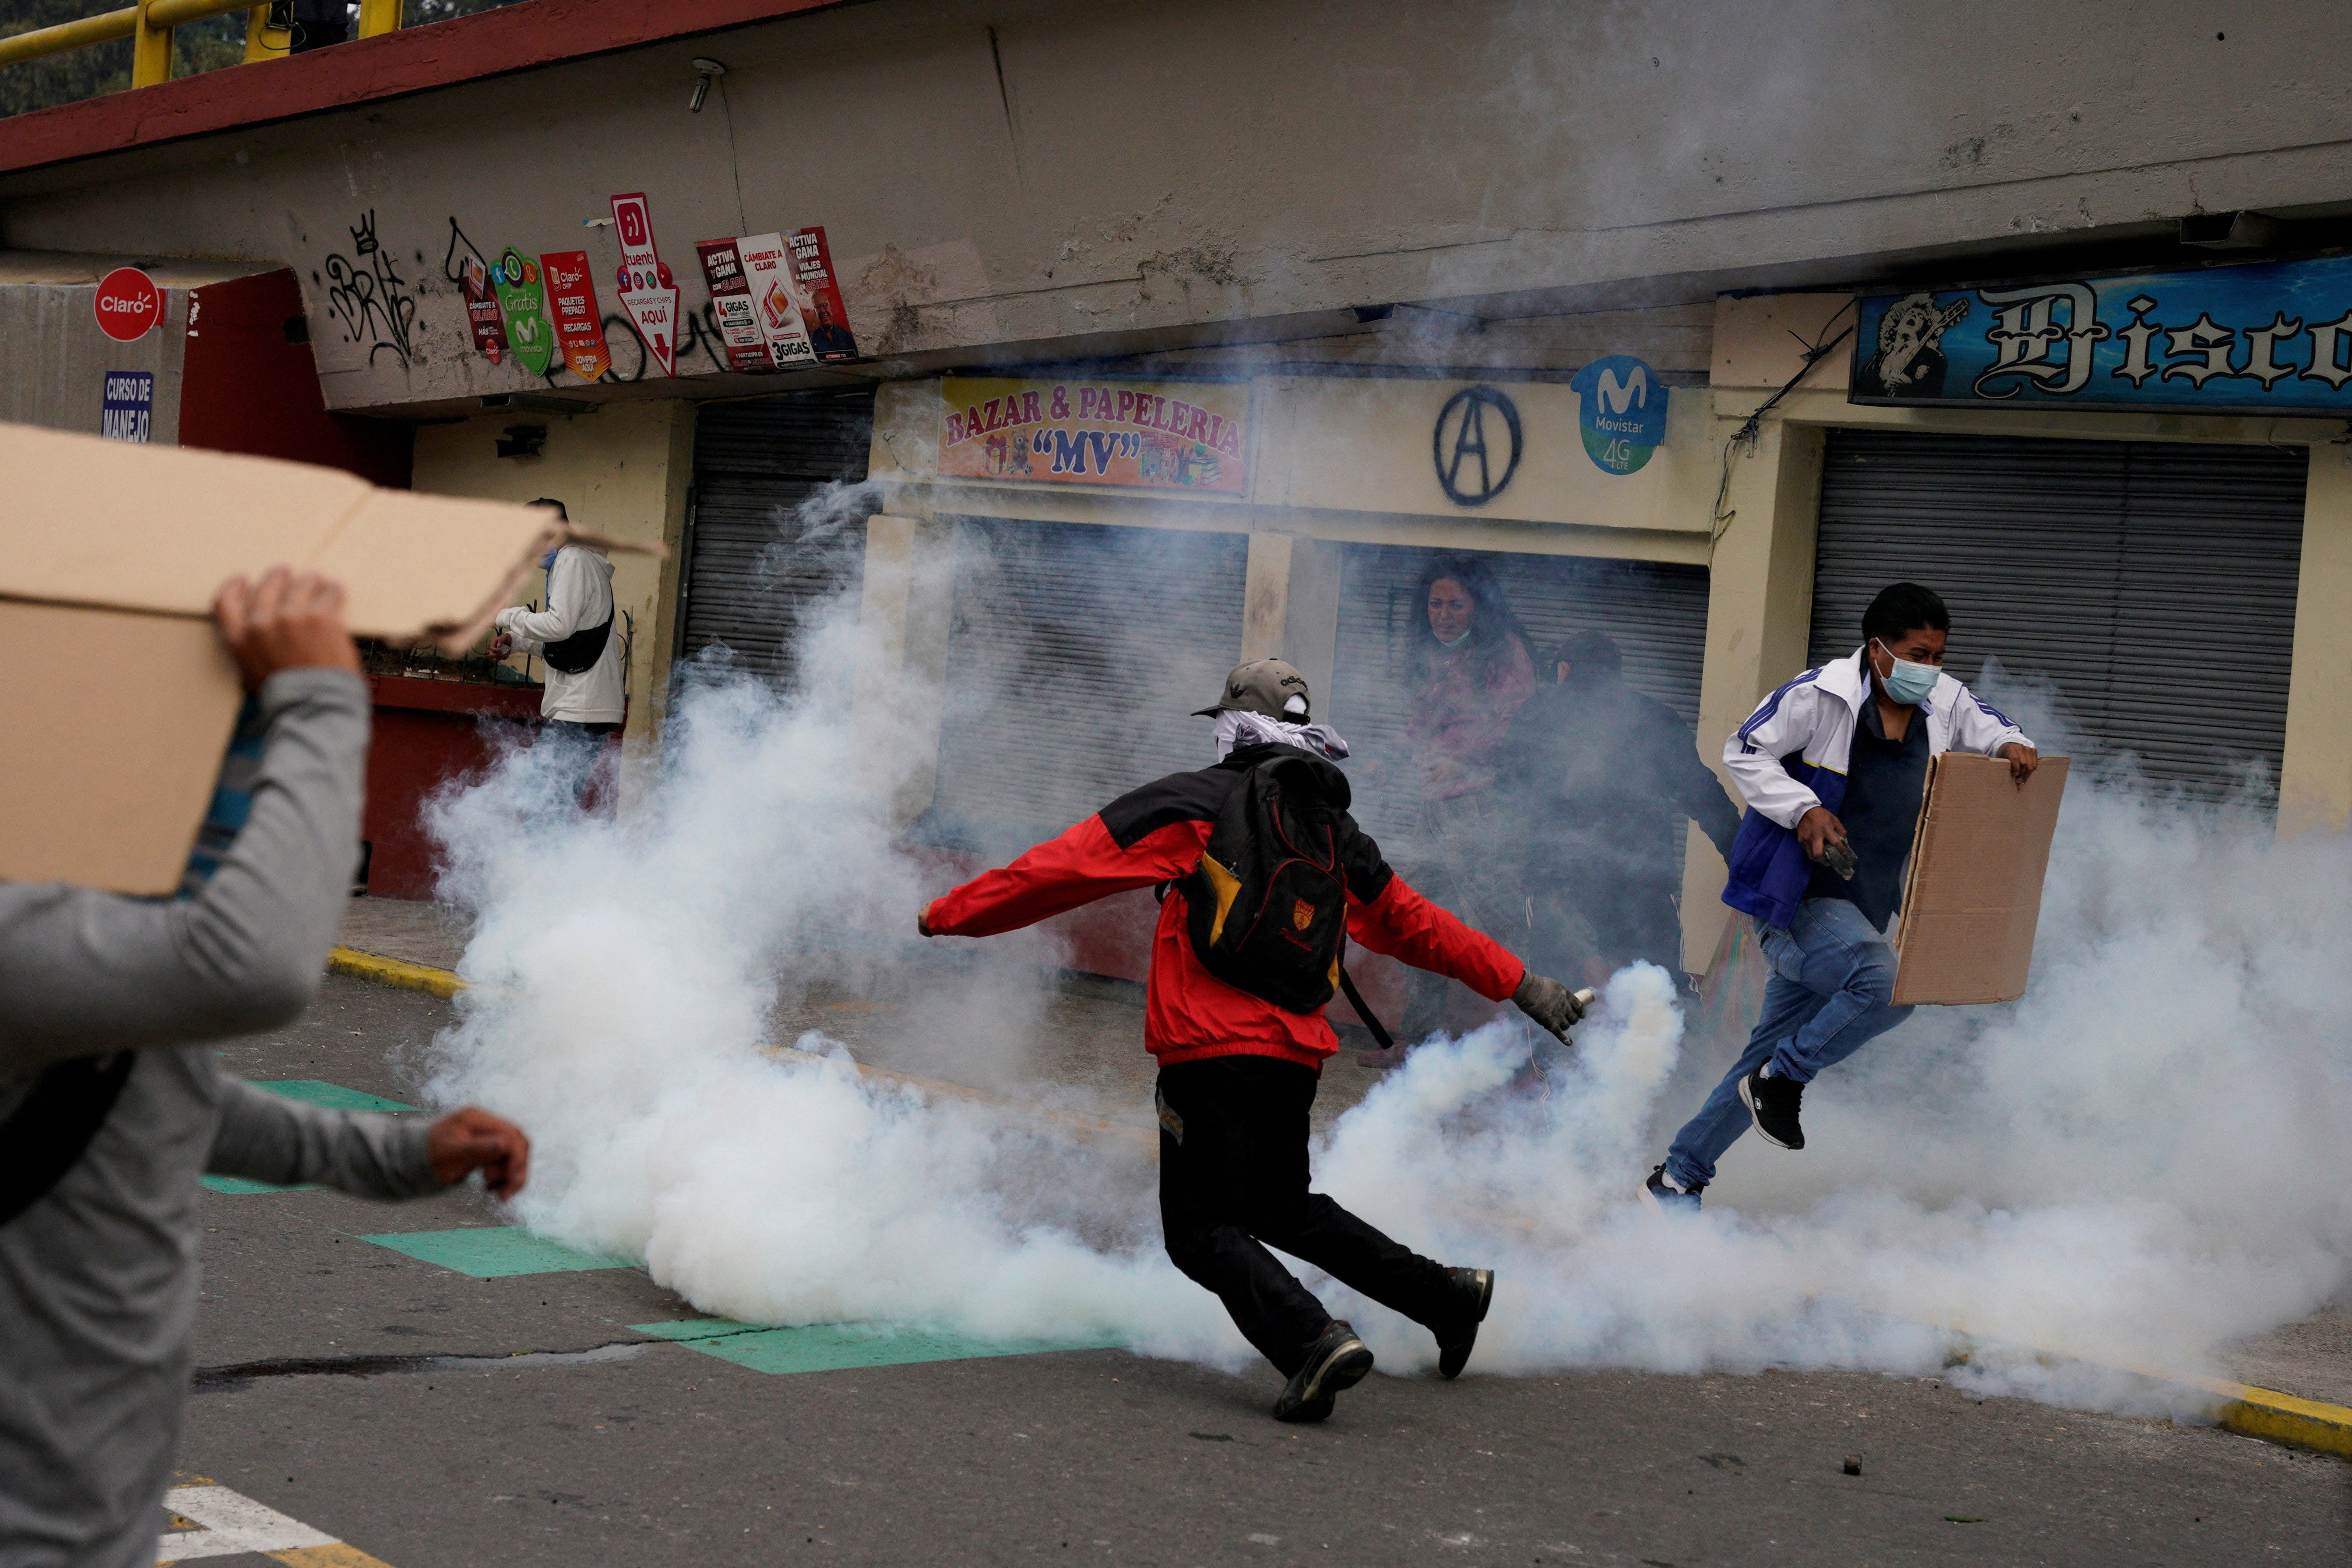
left=1156, top=1055, right=1454, bottom=1376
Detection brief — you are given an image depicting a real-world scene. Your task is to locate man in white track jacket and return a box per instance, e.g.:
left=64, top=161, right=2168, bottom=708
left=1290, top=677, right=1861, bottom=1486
left=1643, top=582, right=2037, bottom=1212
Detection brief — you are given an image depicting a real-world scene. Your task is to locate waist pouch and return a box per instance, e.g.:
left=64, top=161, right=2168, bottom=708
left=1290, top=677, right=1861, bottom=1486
left=541, top=615, right=612, bottom=674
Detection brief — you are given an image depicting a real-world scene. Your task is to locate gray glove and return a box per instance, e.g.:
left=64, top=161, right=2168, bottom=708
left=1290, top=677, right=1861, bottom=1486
left=1512, top=973, right=1590, bottom=1042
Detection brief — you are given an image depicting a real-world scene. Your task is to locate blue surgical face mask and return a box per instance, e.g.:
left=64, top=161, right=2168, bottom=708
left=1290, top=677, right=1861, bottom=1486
left=539, top=546, right=562, bottom=571
left=1872, top=639, right=1939, bottom=705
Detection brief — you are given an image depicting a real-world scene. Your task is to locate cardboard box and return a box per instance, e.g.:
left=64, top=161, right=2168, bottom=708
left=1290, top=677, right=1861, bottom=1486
left=0, top=421, right=654, bottom=895
left=1890, top=752, right=2070, bottom=1006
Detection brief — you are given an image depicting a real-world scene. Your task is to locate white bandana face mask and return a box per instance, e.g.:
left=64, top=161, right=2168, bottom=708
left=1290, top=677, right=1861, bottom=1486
left=1212, top=709, right=1351, bottom=763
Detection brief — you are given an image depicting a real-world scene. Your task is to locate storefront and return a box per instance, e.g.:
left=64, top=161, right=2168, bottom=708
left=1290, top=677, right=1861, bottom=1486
left=678, top=389, right=878, bottom=689
left=1706, top=255, right=2352, bottom=925
left=1809, top=428, right=2307, bottom=797
left=840, top=365, right=1721, bottom=981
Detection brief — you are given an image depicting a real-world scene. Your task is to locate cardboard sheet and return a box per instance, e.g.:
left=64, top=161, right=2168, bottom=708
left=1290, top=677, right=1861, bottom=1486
left=0, top=422, right=568, bottom=643
left=1890, top=752, right=2070, bottom=1006
left=0, top=419, right=663, bottom=894
left=0, top=603, right=244, bottom=895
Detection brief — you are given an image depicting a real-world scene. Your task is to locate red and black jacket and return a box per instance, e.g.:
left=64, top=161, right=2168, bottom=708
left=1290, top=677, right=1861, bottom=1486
left=924, top=744, right=1525, bottom=1070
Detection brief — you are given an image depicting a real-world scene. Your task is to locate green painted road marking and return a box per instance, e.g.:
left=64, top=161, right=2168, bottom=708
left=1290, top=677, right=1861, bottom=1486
left=631, top=1317, right=1122, bottom=1374
left=255, top=1080, right=417, bottom=1114
left=360, top=1226, right=633, bottom=1278
left=200, top=1174, right=319, bottom=1194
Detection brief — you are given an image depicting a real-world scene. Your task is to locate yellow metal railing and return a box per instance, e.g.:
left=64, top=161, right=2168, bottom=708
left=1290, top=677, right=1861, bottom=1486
left=0, top=0, right=402, bottom=89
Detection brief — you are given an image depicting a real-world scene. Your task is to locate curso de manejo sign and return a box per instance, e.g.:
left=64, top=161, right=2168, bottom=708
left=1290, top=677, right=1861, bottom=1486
left=1851, top=254, right=2352, bottom=417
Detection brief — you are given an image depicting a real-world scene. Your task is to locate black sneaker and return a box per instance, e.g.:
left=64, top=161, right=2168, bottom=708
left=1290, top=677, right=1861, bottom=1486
left=1639, top=1164, right=1703, bottom=1215
left=1432, top=1267, right=1492, bottom=1380
left=1273, top=1320, right=1375, bottom=1423
left=1737, top=1066, right=1806, bottom=1150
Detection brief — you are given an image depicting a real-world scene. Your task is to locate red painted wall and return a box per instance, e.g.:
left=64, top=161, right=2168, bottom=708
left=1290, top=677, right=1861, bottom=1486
left=362, top=674, right=547, bottom=899
left=178, top=268, right=412, bottom=487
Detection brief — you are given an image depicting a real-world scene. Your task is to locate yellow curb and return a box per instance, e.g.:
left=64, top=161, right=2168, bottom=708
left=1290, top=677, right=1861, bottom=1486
left=326, top=946, right=464, bottom=999
left=2177, top=1372, right=2352, bottom=1459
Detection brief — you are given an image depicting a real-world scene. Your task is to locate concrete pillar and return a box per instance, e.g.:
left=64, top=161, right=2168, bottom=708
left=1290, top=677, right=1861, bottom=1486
left=1239, top=530, right=1345, bottom=717
left=855, top=514, right=957, bottom=824
left=2281, top=443, right=2352, bottom=835
left=1282, top=537, right=1344, bottom=719
left=1680, top=414, right=1825, bottom=970
left=1241, top=532, right=1292, bottom=663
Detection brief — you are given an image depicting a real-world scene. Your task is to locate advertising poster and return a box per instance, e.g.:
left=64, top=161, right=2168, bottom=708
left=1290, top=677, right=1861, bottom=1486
left=938, top=376, right=1249, bottom=493
left=99, top=370, right=153, bottom=442
left=736, top=232, right=816, bottom=369
left=539, top=250, right=612, bottom=383
left=695, top=238, right=776, bottom=373
left=788, top=227, right=859, bottom=361
left=1568, top=354, right=1669, bottom=475
left=1851, top=254, right=2352, bottom=416
left=609, top=191, right=681, bottom=378
left=490, top=248, right=553, bottom=377
left=453, top=236, right=508, bottom=365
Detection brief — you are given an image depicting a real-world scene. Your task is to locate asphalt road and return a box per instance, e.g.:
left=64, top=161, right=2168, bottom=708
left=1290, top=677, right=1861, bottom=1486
left=172, top=974, right=2351, bottom=1566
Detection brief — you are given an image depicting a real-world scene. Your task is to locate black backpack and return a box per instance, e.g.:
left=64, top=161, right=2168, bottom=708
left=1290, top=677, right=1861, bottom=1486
left=1179, top=748, right=1393, bottom=1045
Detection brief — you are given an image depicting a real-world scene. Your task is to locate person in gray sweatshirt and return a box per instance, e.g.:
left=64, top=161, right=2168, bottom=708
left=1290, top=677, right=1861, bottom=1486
left=0, top=568, right=531, bottom=1568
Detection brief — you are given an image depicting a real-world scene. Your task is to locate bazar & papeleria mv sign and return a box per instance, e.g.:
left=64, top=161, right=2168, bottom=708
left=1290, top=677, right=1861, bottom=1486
left=1849, top=252, right=2352, bottom=416
left=939, top=376, right=1249, bottom=494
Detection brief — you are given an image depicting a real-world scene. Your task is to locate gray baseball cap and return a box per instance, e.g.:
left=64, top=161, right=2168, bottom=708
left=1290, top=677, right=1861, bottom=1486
left=1194, top=658, right=1311, bottom=721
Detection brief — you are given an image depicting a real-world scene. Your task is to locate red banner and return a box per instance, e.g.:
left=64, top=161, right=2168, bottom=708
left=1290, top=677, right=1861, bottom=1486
left=539, top=250, right=611, bottom=383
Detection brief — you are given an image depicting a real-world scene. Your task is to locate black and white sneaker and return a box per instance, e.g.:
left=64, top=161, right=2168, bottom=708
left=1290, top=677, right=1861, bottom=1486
left=1273, top=1320, right=1375, bottom=1423
left=1431, top=1267, right=1492, bottom=1380
left=1737, top=1065, right=1806, bottom=1150
left=1639, top=1164, right=1702, bottom=1215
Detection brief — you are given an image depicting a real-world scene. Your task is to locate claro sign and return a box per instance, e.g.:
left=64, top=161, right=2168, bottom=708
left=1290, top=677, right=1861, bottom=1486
left=93, top=267, right=162, bottom=342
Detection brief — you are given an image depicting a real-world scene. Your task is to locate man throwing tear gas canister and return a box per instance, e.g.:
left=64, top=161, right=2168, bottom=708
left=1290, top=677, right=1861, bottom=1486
left=919, top=659, right=1588, bottom=1423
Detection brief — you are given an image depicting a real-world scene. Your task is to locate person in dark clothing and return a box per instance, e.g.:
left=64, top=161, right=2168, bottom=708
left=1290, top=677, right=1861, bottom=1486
left=1360, top=554, right=1540, bottom=1066
left=920, top=659, right=1589, bottom=1422
left=1643, top=583, right=2037, bottom=1214
left=1500, top=631, right=1741, bottom=986
left=289, top=0, right=350, bottom=52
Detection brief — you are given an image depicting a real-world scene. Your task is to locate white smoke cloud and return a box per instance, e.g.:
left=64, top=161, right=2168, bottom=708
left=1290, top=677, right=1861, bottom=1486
left=419, top=576, right=2351, bottom=1418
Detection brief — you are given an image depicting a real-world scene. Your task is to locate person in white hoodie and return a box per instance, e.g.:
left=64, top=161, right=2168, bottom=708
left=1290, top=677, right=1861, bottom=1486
left=1642, top=582, right=2037, bottom=1213
left=489, top=498, right=626, bottom=806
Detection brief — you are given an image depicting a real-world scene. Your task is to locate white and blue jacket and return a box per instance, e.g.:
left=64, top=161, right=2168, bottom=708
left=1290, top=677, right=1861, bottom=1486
left=1719, top=646, right=2031, bottom=930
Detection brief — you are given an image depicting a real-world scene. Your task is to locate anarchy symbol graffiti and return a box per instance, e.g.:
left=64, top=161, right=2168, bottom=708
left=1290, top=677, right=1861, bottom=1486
left=1432, top=384, right=1523, bottom=505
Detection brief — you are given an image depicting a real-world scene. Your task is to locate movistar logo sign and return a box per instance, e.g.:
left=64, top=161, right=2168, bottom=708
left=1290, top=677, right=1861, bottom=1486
left=1591, top=365, right=1650, bottom=417
left=1570, top=354, right=1671, bottom=475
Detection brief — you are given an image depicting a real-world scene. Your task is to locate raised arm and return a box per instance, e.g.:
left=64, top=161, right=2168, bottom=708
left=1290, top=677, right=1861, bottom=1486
left=0, top=573, right=366, bottom=1076
left=1345, top=870, right=1523, bottom=1001
left=924, top=814, right=1206, bottom=938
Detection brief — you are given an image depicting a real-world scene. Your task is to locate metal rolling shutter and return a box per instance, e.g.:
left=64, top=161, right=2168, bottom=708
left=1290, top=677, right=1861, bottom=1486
left=1810, top=430, right=2307, bottom=798
left=679, top=389, right=876, bottom=687
left=1328, top=544, right=1713, bottom=840
left=927, top=519, right=1249, bottom=850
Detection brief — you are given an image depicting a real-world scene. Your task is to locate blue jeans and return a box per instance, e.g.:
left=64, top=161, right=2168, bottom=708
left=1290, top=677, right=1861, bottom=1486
left=1663, top=897, right=1912, bottom=1190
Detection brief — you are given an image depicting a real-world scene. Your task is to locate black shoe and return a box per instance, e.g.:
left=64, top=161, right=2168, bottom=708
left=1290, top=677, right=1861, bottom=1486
left=1432, top=1267, right=1492, bottom=1380
left=1639, top=1164, right=1703, bottom=1215
left=1737, top=1066, right=1805, bottom=1150
left=1273, top=1320, right=1375, bottom=1423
